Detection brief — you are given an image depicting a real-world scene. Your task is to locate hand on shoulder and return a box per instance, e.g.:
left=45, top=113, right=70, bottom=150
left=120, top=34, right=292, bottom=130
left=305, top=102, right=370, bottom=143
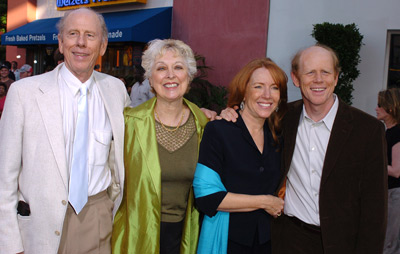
left=217, top=106, right=239, bottom=122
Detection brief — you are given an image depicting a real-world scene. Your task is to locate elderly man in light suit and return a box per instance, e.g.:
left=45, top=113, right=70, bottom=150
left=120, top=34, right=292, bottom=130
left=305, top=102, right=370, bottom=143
left=0, top=8, right=130, bottom=254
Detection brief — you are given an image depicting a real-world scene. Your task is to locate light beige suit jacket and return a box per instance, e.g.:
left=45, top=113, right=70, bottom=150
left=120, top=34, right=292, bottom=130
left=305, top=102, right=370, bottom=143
left=0, top=64, right=130, bottom=254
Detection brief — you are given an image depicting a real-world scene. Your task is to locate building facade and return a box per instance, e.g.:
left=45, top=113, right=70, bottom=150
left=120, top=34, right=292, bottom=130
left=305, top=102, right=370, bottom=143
left=4, top=0, right=399, bottom=115
left=4, top=0, right=174, bottom=76
left=267, top=0, right=400, bottom=115
left=3, top=0, right=269, bottom=91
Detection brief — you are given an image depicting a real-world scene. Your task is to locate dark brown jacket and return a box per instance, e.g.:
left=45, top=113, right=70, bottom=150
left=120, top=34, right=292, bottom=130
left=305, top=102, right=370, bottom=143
left=272, top=99, right=388, bottom=254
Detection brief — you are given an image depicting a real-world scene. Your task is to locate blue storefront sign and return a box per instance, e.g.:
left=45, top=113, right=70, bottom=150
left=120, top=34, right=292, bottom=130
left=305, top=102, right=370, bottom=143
left=1, top=7, right=171, bottom=45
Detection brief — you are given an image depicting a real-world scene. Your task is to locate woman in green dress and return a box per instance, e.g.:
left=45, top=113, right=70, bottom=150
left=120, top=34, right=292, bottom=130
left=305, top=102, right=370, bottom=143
left=112, top=39, right=208, bottom=254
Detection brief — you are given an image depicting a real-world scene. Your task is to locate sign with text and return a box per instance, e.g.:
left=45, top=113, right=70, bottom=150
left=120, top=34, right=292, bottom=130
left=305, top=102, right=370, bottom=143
left=1, top=7, right=172, bottom=45
left=57, top=0, right=147, bottom=10
left=3, top=33, right=59, bottom=44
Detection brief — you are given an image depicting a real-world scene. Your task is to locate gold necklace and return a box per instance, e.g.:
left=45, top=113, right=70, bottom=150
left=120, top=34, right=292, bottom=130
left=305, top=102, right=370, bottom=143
left=155, top=109, right=185, bottom=132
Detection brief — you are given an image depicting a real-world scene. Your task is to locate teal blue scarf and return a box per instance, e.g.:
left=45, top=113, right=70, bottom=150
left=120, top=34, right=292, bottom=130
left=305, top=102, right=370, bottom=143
left=193, top=163, right=229, bottom=254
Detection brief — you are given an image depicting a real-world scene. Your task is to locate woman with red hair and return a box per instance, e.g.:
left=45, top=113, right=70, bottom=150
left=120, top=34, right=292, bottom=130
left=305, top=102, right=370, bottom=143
left=194, top=58, right=288, bottom=254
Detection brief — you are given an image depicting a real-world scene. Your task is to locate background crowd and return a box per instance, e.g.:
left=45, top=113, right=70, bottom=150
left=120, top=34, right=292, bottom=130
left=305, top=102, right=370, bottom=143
left=0, top=60, right=33, bottom=118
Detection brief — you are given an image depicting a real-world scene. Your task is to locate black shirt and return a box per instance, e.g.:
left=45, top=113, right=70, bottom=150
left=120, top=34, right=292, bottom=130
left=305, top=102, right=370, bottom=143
left=387, top=124, right=400, bottom=189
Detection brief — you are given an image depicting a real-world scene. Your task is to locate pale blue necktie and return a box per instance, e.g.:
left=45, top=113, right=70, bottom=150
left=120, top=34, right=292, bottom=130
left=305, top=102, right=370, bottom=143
left=69, top=84, right=89, bottom=214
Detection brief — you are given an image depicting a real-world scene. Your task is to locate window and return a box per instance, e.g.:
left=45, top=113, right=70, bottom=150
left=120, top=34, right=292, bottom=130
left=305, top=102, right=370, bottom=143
left=101, top=43, right=145, bottom=78
left=387, top=31, right=400, bottom=88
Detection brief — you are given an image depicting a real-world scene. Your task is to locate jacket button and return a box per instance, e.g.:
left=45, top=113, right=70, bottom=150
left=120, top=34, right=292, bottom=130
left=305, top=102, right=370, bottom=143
left=62, top=200, right=67, bottom=206
left=55, top=231, right=60, bottom=236
left=259, top=167, right=264, bottom=172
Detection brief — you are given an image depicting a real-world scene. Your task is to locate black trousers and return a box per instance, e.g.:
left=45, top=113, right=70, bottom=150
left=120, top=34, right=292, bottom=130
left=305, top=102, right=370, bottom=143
left=273, top=215, right=323, bottom=254
left=160, top=220, right=184, bottom=254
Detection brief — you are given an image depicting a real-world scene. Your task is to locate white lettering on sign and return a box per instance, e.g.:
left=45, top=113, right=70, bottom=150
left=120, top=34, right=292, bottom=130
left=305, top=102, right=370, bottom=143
left=57, top=0, right=90, bottom=8
left=29, top=34, right=46, bottom=41
left=17, top=35, right=29, bottom=41
left=4, top=36, right=16, bottom=42
left=108, top=30, right=123, bottom=39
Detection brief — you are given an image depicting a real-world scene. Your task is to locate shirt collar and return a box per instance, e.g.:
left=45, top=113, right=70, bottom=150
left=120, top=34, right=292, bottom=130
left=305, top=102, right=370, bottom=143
left=60, top=63, right=95, bottom=96
left=301, top=94, right=339, bottom=131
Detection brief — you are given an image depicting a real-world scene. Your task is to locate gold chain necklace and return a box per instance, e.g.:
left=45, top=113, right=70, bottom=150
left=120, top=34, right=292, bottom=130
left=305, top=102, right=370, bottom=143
left=155, top=109, right=185, bottom=132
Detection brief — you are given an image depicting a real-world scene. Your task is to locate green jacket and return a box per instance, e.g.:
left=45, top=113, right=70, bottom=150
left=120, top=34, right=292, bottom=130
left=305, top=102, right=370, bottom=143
left=112, top=97, right=208, bottom=254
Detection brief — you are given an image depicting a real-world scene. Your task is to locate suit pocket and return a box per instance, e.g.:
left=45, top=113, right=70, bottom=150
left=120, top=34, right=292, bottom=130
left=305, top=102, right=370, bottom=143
left=17, top=213, right=31, bottom=221
left=17, top=213, right=32, bottom=247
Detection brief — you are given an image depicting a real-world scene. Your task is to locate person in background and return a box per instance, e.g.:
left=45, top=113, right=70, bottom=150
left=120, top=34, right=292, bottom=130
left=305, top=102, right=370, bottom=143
left=19, top=64, right=33, bottom=79
left=11, top=61, right=17, bottom=72
left=54, top=48, right=64, bottom=66
left=125, top=81, right=133, bottom=96
left=0, top=63, right=14, bottom=89
left=0, top=82, right=7, bottom=118
left=130, top=65, right=155, bottom=107
left=376, top=88, right=400, bottom=254
left=193, top=58, right=286, bottom=254
left=118, top=76, right=126, bottom=86
left=3, top=61, right=16, bottom=81
left=0, top=7, right=130, bottom=254
left=45, top=65, right=55, bottom=73
left=11, top=61, right=20, bottom=81
left=112, top=39, right=208, bottom=254
left=118, top=76, right=132, bottom=95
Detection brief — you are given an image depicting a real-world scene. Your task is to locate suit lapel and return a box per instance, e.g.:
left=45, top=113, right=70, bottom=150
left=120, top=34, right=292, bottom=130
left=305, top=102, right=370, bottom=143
left=283, top=101, right=303, bottom=176
left=95, top=74, right=125, bottom=187
left=36, top=70, right=68, bottom=191
left=276, top=101, right=303, bottom=196
left=320, top=100, right=353, bottom=186
left=95, top=75, right=117, bottom=136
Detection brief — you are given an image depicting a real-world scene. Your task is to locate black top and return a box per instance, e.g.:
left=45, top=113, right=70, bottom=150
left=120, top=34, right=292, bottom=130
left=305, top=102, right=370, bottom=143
left=196, top=112, right=281, bottom=246
left=387, top=124, right=400, bottom=189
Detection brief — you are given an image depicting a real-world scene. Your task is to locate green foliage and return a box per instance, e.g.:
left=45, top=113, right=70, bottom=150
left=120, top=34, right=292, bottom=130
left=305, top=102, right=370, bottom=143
left=0, top=1, right=7, bottom=60
left=312, top=22, right=364, bottom=104
left=0, top=1, right=6, bottom=34
left=185, top=55, right=228, bottom=112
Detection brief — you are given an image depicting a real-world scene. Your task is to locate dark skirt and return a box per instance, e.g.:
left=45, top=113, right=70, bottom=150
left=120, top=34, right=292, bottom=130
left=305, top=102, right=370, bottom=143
left=227, top=230, right=271, bottom=254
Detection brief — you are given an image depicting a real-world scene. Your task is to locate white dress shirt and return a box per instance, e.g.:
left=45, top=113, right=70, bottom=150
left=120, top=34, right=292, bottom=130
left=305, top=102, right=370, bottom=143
left=284, top=95, right=339, bottom=225
left=59, top=64, right=112, bottom=196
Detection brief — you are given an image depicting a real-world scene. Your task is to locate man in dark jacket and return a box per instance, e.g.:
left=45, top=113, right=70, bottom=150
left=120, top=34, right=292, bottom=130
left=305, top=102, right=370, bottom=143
left=272, top=44, right=387, bottom=254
